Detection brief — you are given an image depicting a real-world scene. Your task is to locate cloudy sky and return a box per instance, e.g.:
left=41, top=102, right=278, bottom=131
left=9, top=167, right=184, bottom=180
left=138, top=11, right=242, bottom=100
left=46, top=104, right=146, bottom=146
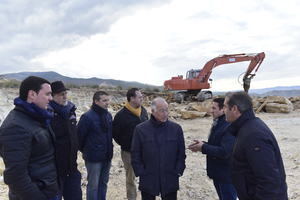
left=1, top=0, right=299, bottom=91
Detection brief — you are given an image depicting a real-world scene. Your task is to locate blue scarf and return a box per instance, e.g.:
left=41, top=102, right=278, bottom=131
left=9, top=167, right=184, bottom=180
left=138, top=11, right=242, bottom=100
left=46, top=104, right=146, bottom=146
left=49, top=101, right=76, bottom=119
left=14, top=97, right=53, bottom=126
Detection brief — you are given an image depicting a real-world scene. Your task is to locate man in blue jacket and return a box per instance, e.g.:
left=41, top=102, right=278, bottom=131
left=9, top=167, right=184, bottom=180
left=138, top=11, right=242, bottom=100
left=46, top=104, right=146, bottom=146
left=131, top=97, right=186, bottom=200
left=77, top=91, right=113, bottom=200
left=224, top=92, right=288, bottom=200
left=188, top=97, right=237, bottom=200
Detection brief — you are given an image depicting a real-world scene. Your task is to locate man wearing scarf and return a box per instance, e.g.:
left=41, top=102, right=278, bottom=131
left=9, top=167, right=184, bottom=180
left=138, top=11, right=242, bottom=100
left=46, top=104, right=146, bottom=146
left=188, top=98, right=237, bottom=200
left=131, top=97, right=186, bottom=200
left=49, top=81, right=82, bottom=200
left=224, top=92, right=288, bottom=200
left=0, top=76, right=59, bottom=200
left=77, top=91, right=113, bottom=200
left=113, top=88, right=148, bottom=200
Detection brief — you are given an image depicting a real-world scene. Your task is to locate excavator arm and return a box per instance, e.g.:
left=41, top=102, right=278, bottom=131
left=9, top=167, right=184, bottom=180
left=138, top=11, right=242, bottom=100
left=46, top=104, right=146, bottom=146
left=196, top=52, right=265, bottom=92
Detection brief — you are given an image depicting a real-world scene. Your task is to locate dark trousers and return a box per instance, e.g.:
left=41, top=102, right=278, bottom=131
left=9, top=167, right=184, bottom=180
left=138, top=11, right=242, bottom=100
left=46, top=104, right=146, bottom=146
left=141, top=191, right=177, bottom=200
left=58, top=169, right=82, bottom=200
left=213, top=180, right=237, bottom=200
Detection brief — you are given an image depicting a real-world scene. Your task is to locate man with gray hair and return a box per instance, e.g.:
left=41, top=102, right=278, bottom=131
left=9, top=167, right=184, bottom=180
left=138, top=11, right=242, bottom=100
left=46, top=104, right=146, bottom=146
left=224, top=92, right=288, bottom=200
left=131, top=97, right=186, bottom=200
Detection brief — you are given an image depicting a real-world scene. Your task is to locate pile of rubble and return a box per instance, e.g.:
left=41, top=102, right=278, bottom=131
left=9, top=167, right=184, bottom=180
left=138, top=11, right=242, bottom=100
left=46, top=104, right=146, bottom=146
left=253, top=96, right=295, bottom=113
left=163, top=96, right=300, bottom=120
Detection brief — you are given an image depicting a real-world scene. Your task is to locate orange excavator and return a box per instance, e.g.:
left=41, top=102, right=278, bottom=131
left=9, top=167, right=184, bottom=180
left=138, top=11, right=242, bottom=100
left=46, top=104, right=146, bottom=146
left=164, top=52, right=265, bottom=102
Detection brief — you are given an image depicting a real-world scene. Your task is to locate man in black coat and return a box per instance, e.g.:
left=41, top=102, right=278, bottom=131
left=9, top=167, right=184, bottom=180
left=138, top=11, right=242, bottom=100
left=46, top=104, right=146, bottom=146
left=49, top=81, right=82, bottom=200
left=131, top=97, right=186, bottom=200
left=188, top=98, right=237, bottom=200
left=0, top=76, right=59, bottom=200
left=224, top=92, right=288, bottom=200
left=113, top=88, right=148, bottom=200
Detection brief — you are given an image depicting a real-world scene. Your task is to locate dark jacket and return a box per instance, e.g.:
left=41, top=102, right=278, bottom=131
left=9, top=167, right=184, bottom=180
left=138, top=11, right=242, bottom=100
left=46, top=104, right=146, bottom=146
left=49, top=101, right=79, bottom=178
left=131, top=115, right=186, bottom=196
left=201, top=115, right=235, bottom=183
left=0, top=101, right=58, bottom=200
left=77, top=104, right=113, bottom=162
left=229, top=109, right=288, bottom=200
left=112, top=106, right=148, bottom=152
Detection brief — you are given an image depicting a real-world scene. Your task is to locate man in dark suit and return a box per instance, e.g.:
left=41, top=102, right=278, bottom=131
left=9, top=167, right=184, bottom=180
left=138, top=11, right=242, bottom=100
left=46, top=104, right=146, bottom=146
left=131, top=97, right=186, bottom=200
left=224, top=92, right=288, bottom=200
left=188, top=98, right=237, bottom=200
left=113, top=88, right=148, bottom=200
left=49, top=81, right=82, bottom=200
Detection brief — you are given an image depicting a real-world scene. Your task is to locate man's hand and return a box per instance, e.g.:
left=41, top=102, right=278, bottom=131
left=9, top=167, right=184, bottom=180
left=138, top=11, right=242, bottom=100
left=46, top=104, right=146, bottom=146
left=188, top=139, right=204, bottom=152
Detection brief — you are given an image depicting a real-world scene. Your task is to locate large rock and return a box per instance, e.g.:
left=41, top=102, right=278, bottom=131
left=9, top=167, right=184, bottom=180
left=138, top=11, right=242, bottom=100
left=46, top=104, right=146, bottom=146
left=292, top=101, right=300, bottom=110
left=169, top=111, right=182, bottom=119
left=252, top=97, right=262, bottom=111
left=289, top=97, right=300, bottom=110
left=254, top=96, right=294, bottom=113
left=265, top=103, right=293, bottom=113
left=289, top=96, right=300, bottom=102
left=186, top=101, right=212, bottom=113
left=265, top=96, right=291, bottom=104
left=180, top=110, right=207, bottom=119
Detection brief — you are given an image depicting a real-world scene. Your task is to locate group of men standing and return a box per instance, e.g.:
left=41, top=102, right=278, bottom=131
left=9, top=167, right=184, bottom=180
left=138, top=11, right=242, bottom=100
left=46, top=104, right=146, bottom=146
left=0, top=76, right=288, bottom=200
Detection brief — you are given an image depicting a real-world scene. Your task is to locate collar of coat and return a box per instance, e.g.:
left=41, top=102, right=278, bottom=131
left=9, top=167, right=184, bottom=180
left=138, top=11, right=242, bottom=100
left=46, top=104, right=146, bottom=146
left=124, top=102, right=141, bottom=117
left=91, top=103, right=108, bottom=116
left=227, top=109, right=256, bottom=137
left=91, top=103, right=110, bottom=132
left=150, top=114, right=168, bottom=127
left=49, top=100, right=76, bottom=119
left=14, top=97, right=53, bottom=126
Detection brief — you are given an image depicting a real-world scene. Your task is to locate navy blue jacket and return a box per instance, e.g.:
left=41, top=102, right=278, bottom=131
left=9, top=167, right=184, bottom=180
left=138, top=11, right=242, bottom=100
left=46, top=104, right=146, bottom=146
left=229, top=109, right=288, bottom=200
left=77, top=104, right=113, bottom=162
left=113, top=106, right=148, bottom=152
left=131, top=115, right=186, bottom=196
left=201, top=115, right=235, bottom=183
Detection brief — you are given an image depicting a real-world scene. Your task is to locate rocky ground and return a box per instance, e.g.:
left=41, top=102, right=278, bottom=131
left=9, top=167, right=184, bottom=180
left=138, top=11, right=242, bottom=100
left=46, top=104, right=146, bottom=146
left=0, top=88, right=300, bottom=199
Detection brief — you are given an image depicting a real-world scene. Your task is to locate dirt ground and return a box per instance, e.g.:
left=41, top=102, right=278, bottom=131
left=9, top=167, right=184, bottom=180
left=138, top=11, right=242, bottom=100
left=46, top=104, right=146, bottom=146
left=1, top=110, right=299, bottom=200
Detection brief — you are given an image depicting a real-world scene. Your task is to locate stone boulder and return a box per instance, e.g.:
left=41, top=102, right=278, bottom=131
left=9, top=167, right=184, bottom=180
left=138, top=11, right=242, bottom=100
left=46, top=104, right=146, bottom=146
left=180, top=110, right=207, bottom=119
left=186, top=100, right=212, bottom=113
left=265, top=96, right=292, bottom=104
left=289, top=97, right=300, bottom=110
left=265, top=103, right=293, bottom=113
left=253, top=96, right=294, bottom=113
left=252, top=97, right=262, bottom=111
left=264, top=96, right=294, bottom=113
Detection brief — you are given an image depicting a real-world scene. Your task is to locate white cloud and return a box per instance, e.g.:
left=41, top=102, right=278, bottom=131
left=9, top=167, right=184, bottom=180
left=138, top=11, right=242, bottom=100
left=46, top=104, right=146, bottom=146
left=1, top=0, right=300, bottom=91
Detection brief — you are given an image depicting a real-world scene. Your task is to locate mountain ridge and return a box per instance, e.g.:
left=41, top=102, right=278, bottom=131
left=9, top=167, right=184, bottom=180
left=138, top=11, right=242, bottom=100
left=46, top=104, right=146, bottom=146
left=0, top=71, right=158, bottom=89
left=1, top=71, right=299, bottom=97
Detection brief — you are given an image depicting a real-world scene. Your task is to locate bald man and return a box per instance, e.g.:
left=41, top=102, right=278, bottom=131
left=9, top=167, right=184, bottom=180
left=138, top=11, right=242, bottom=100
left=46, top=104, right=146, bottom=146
left=131, top=97, right=186, bottom=200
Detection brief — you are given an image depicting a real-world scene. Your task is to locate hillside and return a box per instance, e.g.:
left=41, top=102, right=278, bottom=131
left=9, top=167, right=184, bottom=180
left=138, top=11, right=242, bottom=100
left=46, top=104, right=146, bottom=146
left=0, top=71, right=159, bottom=89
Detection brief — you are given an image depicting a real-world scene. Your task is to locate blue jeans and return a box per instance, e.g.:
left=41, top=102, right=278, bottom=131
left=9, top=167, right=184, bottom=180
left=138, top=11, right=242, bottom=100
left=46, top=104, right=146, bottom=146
left=85, top=161, right=111, bottom=200
left=213, top=180, right=237, bottom=200
left=58, top=169, right=82, bottom=200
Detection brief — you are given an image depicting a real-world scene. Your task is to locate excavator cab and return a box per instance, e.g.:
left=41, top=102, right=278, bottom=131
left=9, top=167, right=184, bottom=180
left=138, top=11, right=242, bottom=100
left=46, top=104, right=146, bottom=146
left=186, top=69, right=201, bottom=79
